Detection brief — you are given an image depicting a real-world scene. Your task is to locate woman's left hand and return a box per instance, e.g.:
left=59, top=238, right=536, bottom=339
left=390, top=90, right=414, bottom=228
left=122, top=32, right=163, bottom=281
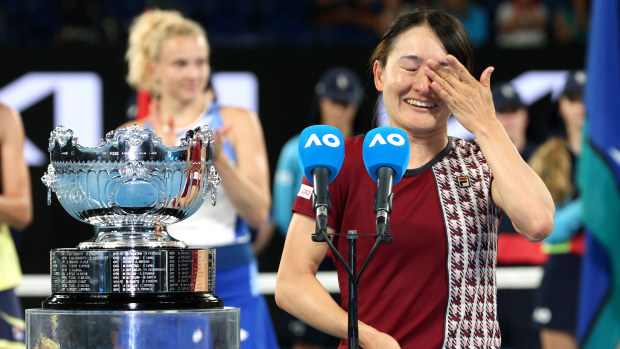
left=424, top=55, right=496, bottom=135
left=212, top=126, right=231, bottom=164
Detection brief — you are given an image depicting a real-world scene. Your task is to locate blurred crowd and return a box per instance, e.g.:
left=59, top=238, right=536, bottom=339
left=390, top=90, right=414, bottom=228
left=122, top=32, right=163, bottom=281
left=0, top=0, right=589, bottom=49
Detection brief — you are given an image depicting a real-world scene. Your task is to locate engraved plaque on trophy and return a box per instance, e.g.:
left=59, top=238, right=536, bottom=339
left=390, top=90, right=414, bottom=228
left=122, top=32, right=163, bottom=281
left=41, top=125, right=222, bottom=310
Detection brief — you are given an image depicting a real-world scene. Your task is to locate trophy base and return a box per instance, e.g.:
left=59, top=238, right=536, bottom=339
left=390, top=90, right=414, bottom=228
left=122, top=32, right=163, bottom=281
left=42, top=292, right=223, bottom=310
left=48, top=247, right=220, bottom=311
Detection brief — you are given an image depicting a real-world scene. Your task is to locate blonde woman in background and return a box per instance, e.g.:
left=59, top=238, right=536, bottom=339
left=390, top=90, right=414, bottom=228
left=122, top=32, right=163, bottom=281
left=119, top=9, right=278, bottom=348
left=528, top=138, right=575, bottom=204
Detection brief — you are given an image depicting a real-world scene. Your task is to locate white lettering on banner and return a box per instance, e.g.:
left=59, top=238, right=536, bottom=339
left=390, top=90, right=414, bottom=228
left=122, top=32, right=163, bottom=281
left=0, top=72, right=103, bottom=166
left=369, top=133, right=405, bottom=147
left=297, top=184, right=313, bottom=200
left=304, top=134, right=340, bottom=148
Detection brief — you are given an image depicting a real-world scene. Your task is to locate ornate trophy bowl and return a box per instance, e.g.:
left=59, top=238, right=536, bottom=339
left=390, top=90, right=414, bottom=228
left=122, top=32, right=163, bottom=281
left=41, top=125, right=223, bottom=310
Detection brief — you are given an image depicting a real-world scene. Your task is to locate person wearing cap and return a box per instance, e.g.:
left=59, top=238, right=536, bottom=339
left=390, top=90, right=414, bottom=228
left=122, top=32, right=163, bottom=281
left=557, top=70, right=586, bottom=156
left=272, top=67, right=363, bottom=349
left=492, top=81, right=538, bottom=159
left=531, top=70, right=587, bottom=349
left=273, top=67, right=364, bottom=238
left=491, top=81, right=547, bottom=349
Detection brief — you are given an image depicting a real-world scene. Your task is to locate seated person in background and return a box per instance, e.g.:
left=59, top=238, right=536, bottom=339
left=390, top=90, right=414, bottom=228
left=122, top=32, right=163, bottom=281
left=441, top=0, right=491, bottom=48
left=495, top=0, right=549, bottom=48
left=552, top=0, right=588, bottom=46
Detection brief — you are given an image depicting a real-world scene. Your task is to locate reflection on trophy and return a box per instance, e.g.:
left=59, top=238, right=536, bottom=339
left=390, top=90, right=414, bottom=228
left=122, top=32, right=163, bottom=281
left=26, top=125, right=240, bottom=348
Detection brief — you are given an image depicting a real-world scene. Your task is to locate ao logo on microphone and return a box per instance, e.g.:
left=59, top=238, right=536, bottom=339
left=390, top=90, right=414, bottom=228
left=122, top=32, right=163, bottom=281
left=368, top=133, right=406, bottom=147
left=304, top=133, right=341, bottom=148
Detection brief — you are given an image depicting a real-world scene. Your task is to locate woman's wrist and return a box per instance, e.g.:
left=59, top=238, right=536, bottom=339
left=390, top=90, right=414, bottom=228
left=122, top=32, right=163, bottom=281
left=358, top=323, right=379, bottom=348
left=470, top=117, right=505, bottom=143
left=213, top=152, right=233, bottom=177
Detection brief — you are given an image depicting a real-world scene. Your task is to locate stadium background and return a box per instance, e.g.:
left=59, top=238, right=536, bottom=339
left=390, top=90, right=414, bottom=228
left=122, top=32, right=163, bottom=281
left=0, top=0, right=588, bottom=346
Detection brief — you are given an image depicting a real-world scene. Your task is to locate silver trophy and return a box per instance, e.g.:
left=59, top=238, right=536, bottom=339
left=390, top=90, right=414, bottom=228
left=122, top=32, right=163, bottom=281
left=41, top=124, right=223, bottom=310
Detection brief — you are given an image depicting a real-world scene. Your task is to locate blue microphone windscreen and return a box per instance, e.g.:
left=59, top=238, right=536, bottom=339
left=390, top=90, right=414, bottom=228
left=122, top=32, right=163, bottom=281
left=298, top=125, right=345, bottom=183
left=362, top=127, right=410, bottom=185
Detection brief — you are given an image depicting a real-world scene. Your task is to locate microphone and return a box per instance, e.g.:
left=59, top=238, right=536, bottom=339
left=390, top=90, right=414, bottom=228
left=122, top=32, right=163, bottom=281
left=362, top=127, right=409, bottom=242
left=298, top=125, right=345, bottom=242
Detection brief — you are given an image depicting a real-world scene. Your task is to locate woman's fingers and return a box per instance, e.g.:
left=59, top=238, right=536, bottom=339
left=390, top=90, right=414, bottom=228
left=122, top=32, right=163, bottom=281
left=445, top=55, right=476, bottom=85
left=424, top=55, right=497, bottom=134
left=480, top=66, right=495, bottom=88
left=426, top=59, right=460, bottom=91
left=424, top=64, right=457, bottom=100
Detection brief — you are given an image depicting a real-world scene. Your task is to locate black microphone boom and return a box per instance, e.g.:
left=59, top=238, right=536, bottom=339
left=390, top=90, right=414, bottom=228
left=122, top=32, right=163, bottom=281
left=311, top=166, right=331, bottom=242
left=374, top=166, right=395, bottom=214
left=374, top=166, right=395, bottom=242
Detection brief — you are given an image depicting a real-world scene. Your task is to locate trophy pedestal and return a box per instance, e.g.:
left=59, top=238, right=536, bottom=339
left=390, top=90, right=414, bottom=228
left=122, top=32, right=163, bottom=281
left=46, top=247, right=222, bottom=310
left=26, top=307, right=240, bottom=348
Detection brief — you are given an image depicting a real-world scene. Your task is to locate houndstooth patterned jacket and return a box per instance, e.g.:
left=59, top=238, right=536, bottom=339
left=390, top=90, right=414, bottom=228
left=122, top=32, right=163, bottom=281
left=433, top=137, right=502, bottom=348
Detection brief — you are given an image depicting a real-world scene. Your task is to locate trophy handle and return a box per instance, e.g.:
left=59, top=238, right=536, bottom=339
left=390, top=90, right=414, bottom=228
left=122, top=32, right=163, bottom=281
left=207, top=165, right=220, bottom=206
left=41, top=164, right=57, bottom=206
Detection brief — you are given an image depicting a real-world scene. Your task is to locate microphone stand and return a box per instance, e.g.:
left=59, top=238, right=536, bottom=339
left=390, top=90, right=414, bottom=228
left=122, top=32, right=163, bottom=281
left=316, top=225, right=391, bottom=349
left=311, top=167, right=394, bottom=348
left=347, top=230, right=359, bottom=349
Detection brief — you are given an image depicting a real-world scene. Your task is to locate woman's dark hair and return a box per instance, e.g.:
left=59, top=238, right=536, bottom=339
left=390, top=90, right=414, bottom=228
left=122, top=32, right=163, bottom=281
left=369, top=8, right=473, bottom=73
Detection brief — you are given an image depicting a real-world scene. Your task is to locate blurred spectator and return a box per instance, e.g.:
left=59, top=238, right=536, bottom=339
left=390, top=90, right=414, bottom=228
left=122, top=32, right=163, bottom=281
left=0, top=0, right=19, bottom=45
left=105, top=0, right=150, bottom=38
left=494, top=0, right=549, bottom=48
left=0, top=103, right=33, bottom=348
left=191, top=0, right=260, bottom=48
left=441, top=0, right=490, bottom=48
left=370, top=0, right=428, bottom=39
left=552, top=0, right=588, bottom=46
left=531, top=70, right=587, bottom=349
left=21, top=0, right=59, bottom=47
left=54, top=0, right=121, bottom=48
left=258, top=0, right=313, bottom=47
left=310, top=0, right=383, bottom=46
left=492, top=81, right=537, bottom=157
left=492, top=81, right=546, bottom=349
left=555, top=70, right=586, bottom=155
left=273, top=66, right=363, bottom=235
